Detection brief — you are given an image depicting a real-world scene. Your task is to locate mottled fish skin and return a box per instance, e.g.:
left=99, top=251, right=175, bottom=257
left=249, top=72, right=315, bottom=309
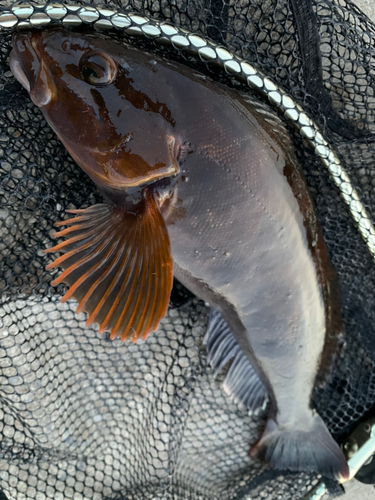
left=9, top=27, right=348, bottom=480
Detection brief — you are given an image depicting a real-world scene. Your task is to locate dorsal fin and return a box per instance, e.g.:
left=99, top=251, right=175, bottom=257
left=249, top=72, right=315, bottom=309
left=204, top=308, right=268, bottom=412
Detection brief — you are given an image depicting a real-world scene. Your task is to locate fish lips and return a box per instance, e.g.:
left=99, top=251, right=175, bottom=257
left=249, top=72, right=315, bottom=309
left=10, top=31, right=56, bottom=107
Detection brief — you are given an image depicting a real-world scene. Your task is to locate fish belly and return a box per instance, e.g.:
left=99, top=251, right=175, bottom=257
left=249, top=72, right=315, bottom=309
left=167, top=124, right=325, bottom=425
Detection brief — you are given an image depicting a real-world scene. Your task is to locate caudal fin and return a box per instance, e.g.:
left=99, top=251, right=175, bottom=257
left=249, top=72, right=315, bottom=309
left=250, top=414, right=349, bottom=480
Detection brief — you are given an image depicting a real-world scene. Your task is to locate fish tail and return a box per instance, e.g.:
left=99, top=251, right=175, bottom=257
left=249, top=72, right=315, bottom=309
left=249, top=414, right=349, bottom=480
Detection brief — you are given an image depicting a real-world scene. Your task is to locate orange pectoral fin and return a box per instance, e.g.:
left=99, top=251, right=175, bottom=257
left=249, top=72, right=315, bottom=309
left=44, top=189, right=173, bottom=341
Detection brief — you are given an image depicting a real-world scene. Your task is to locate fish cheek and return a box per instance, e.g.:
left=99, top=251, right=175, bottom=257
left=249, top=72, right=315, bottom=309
left=89, top=88, right=121, bottom=146
left=47, top=89, right=92, bottom=145
left=46, top=78, right=112, bottom=152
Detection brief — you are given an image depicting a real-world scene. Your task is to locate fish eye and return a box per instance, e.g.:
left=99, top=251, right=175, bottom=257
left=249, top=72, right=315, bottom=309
left=79, top=51, right=117, bottom=86
left=61, top=40, right=71, bottom=52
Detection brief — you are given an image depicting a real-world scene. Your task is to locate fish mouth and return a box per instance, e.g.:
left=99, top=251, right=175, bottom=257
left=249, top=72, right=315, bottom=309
left=10, top=32, right=55, bottom=107
left=9, top=56, right=30, bottom=92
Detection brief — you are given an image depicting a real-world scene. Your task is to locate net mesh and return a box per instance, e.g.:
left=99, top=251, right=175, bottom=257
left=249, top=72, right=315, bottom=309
left=0, top=0, right=375, bottom=498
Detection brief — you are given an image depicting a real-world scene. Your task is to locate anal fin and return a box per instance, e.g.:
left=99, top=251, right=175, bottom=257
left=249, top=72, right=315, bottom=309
left=44, top=188, right=173, bottom=342
left=204, top=308, right=268, bottom=412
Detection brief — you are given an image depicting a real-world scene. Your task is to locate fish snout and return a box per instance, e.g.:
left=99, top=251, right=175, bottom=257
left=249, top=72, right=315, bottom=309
left=10, top=31, right=56, bottom=107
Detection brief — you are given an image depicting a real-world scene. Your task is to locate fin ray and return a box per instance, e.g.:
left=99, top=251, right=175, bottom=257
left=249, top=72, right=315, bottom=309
left=250, top=414, right=349, bottom=480
left=112, top=227, right=146, bottom=339
left=54, top=215, right=92, bottom=227
left=44, top=208, right=113, bottom=254
left=75, top=231, right=128, bottom=315
left=93, top=243, right=135, bottom=330
left=50, top=223, right=120, bottom=285
left=56, top=229, right=119, bottom=299
left=204, top=308, right=268, bottom=411
left=45, top=225, right=104, bottom=253
left=46, top=227, right=117, bottom=271
left=45, top=189, right=173, bottom=341
left=143, top=227, right=160, bottom=338
left=133, top=223, right=153, bottom=340
left=100, top=235, right=140, bottom=335
left=128, top=221, right=154, bottom=341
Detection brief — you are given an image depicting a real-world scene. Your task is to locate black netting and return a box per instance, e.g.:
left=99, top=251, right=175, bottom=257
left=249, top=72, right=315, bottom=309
left=0, top=0, right=375, bottom=499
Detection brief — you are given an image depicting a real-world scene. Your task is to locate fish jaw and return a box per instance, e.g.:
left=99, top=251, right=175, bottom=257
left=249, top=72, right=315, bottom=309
left=9, top=28, right=181, bottom=190
left=10, top=31, right=56, bottom=107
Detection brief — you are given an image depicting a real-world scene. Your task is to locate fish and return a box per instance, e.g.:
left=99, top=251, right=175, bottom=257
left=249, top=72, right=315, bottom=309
left=9, top=26, right=349, bottom=480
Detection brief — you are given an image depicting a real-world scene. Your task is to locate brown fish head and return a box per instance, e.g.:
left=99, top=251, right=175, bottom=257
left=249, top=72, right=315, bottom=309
left=10, top=27, right=180, bottom=190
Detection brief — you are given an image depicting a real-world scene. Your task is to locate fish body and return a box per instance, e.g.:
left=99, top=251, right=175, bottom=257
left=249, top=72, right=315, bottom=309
left=9, top=27, right=348, bottom=479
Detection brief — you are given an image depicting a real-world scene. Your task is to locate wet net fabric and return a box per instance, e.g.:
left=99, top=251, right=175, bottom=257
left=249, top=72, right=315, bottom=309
left=0, top=0, right=375, bottom=499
